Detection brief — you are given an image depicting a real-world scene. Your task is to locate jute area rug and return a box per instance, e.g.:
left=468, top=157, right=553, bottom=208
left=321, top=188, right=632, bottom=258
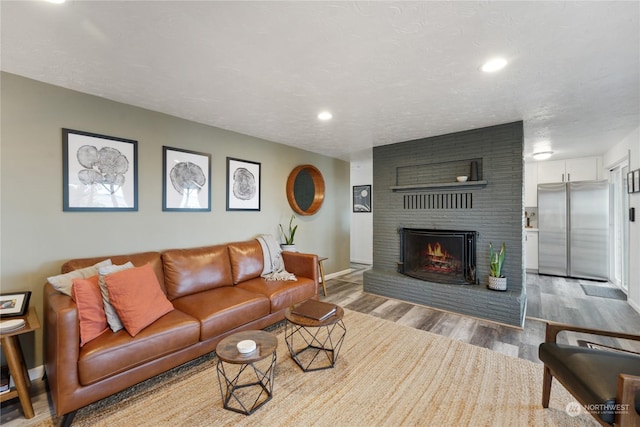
left=43, top=310, right=598, bottom=426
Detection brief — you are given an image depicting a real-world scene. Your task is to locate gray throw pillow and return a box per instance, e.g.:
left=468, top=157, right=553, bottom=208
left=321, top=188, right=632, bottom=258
left=48, top=259, right=112, bottom=297
left=98, top=262, right=134, bottom=332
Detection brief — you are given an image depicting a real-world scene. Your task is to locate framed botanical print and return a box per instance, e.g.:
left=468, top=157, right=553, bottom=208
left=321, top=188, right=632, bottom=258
left=226, top=157, right=261, bottom=211
left=163, top=146, right=211, bottom=211
left=63, top=129, right=138, bottom=211
left=353, top=185, right=372, bottom=212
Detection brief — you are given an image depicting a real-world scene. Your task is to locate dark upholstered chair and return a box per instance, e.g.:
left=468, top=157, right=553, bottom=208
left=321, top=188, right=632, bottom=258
left=539, top=321, right=640, bottom=426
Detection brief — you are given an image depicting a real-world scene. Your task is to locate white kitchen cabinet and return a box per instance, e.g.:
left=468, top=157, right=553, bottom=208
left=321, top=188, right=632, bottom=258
left=537, top=157, right=598, bottom=184
left=565, top=157, right=599, bottom=182
left=526, top=230, right=539, bottom=271
left=524, top=162, right=538, bottom=206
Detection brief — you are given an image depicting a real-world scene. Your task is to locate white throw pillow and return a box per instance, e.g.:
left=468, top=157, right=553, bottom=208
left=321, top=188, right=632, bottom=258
left=48, top=259, right=112, bottom=297
left=98, top=262, right=134, bottom=332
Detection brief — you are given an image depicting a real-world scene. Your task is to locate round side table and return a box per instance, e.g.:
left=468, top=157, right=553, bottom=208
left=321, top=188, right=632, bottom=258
left=215, top=330, right=277, bottom=415
left=284, top=303, right=346, bottom=372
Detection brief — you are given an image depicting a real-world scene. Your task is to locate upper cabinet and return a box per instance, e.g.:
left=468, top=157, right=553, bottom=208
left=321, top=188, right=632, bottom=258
left=537, top=157, right=599, bottom=184
left=525, top=156, right=601, bottom=206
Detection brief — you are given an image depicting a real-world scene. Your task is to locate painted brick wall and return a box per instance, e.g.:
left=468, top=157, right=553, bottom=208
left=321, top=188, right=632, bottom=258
left=363, top=121, right=526, bottom=327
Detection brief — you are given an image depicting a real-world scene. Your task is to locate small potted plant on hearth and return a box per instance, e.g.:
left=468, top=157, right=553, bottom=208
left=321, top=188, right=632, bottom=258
left=488, top=242, right=507, bottom=291
left=279, top=214, right=298, bottom=252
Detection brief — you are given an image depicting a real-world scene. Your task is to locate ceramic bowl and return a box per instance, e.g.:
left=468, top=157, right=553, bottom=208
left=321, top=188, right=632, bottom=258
left=456, top=176, right=468, bottom=182
left=237, top=339, right=256, bottom=354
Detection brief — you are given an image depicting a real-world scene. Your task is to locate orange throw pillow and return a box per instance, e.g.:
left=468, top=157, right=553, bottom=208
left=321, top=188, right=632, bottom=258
left=72, top=276, right=109, bottom=347
left=104, top=263, right=174, bottom=337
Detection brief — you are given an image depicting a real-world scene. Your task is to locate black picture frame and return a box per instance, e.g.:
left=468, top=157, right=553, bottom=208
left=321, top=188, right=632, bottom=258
left=353, top=185, right=372, bottom=212
left=63, top=129, right=138, bottom=211
left=0, top=291, right=31, bottom=318
left=634, top=169, right=640, bottom=194
left=226, top=157, right=261, bottom=211
left=628, top=171, right=635, bottom=194
left=162, top=146, right=211, bottom=212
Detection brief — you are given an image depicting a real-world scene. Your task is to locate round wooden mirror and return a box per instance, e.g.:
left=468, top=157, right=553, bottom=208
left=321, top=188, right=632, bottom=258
left=286, top=165, right=325, bottom=216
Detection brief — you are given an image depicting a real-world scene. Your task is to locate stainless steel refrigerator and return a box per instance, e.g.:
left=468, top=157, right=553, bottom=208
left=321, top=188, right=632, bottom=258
left=537, top=180, right=609, bottom=281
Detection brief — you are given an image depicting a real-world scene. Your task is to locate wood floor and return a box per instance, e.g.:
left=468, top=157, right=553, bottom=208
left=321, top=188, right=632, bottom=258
left=319, top=264, right=640, bottom=362
left=2, top=265, right=640, bottom=425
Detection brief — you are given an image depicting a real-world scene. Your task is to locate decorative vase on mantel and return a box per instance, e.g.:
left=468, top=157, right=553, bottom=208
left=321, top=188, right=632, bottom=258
left=488, top=275, right=507, bottom=291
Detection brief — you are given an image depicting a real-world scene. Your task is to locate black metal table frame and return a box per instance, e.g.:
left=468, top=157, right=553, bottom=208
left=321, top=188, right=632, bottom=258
left=285, top=319, right=346, bottom=372
left=215, top=351, right=277, bottom=415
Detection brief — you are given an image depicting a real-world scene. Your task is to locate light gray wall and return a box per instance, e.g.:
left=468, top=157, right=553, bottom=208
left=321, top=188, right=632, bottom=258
left=0, top=72, right=351, bottom=366
left=350, top=151, right=373, bottom=264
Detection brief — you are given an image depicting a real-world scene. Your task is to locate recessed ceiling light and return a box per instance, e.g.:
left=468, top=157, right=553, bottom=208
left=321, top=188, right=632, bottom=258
left=532, top=151, right=553, bottom=161
left=481, top=58, right=507, bottom=72
left=45, top=0, right=66, bottom=4
left=317, top=111, right=332, bottom=121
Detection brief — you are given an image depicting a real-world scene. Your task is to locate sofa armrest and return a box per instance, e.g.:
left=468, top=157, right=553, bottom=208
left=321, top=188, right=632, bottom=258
left=617, top=374, right=640, bottom=425
left=544, top=320, right=640, bottom=344
left=44, top=282, right=82, bottom=416
left=282, top=251, right=319, bottom=285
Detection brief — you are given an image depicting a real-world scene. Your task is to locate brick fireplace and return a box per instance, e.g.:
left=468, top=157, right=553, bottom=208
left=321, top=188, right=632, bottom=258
left=363, top=121, right=526, bottom=327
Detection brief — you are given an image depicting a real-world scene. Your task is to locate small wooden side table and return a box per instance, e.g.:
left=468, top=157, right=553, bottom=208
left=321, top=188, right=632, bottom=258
left=215, top=330, right=278, bottom=415
left=318, top=257, right=328, bottom=296
left=0, top=307, right=41, bottom=419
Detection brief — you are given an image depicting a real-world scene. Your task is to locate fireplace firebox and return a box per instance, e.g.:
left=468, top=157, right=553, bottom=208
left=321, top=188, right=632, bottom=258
left=398, top=228, right=478, bottom=285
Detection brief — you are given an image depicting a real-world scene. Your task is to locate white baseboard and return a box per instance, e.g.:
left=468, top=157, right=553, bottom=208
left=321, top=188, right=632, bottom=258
left=350, top=258, right=372, bottom=265
left=628, top=297, right=640, bottom=315
left=324, top=269, right=352, bottom=281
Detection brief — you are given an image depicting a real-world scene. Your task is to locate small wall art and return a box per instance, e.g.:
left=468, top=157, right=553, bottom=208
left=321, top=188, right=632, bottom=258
left=63, top=129, right=138, bottom=211
left=0, top=291, right=31, bottom=317
left=226, top=157, right=261, bottom=211
left=163, top=146, right=211, bottom=211
left=353, top=184, right=372, bottom=212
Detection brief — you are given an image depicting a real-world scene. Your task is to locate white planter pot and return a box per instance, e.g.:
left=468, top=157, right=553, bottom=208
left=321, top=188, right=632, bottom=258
left=280, top=244, right=297, bottom=252
left=488, top=275, right=507, bottom=291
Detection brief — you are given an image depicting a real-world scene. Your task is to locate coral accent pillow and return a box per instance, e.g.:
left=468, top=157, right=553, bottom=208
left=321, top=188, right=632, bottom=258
left=105, top=263, right=174, bottom=337
left=72, top=276, right=109, bottom=347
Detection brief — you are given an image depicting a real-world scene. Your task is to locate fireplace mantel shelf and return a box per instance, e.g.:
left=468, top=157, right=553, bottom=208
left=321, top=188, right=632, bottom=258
left=390, top=180, right=487, bottom=192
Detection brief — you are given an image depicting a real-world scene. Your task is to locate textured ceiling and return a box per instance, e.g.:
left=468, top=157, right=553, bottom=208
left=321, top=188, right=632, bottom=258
left=1, top=1, right=639, bottom=162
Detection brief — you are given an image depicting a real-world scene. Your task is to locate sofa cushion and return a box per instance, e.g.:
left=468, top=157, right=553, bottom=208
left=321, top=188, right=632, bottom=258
left=228, top=239, right=264, bottom=284
left=237, top=277, right=316, bottom=312
left=172, top=287, right=270, bottom=340
left=162, top=245, right=233, bottom=300
left=48, top=259, right=113, bottom=296
left=72, top=276, right=109, bottom=347
left=78, top=309, right=200, bottom=386
left=105, top=263, right=175, bottom=337
left=98, top=262, right=134, bottom=332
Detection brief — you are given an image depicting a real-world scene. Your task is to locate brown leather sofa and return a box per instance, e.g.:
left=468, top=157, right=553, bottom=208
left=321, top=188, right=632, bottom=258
left=44, top=239, right=318, bottom=426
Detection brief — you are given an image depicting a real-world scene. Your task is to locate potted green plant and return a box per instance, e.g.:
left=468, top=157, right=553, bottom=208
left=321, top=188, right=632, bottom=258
left=279, top=215, right=298, bottom=252
left=488, top=242, right=507, bottom=291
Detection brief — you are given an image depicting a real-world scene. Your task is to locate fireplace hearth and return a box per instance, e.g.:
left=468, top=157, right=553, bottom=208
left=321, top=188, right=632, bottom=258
left=398, top=228, right=478, bottom=285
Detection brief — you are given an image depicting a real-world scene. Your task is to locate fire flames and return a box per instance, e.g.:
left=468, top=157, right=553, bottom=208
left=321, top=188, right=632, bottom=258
left=423, top=242, right=459, bottom=273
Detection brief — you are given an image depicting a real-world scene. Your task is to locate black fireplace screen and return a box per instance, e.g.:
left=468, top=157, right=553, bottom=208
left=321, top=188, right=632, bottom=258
left=399, top=228, right=478, bottom=285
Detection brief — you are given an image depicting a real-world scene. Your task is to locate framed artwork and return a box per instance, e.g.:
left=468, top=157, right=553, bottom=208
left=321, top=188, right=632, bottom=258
left=163, top=146, right=211, bottom=211
left=63, top=129, right=138, bottom=211
left=634, top=169, right=640, bottom=194
left=0, top=291, right=31, bottom=318
left=628, top=171, right=635, bottom=194
left=226, top=157, right=261, bottom=211
left=353, top=185, right=372, bottom=212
